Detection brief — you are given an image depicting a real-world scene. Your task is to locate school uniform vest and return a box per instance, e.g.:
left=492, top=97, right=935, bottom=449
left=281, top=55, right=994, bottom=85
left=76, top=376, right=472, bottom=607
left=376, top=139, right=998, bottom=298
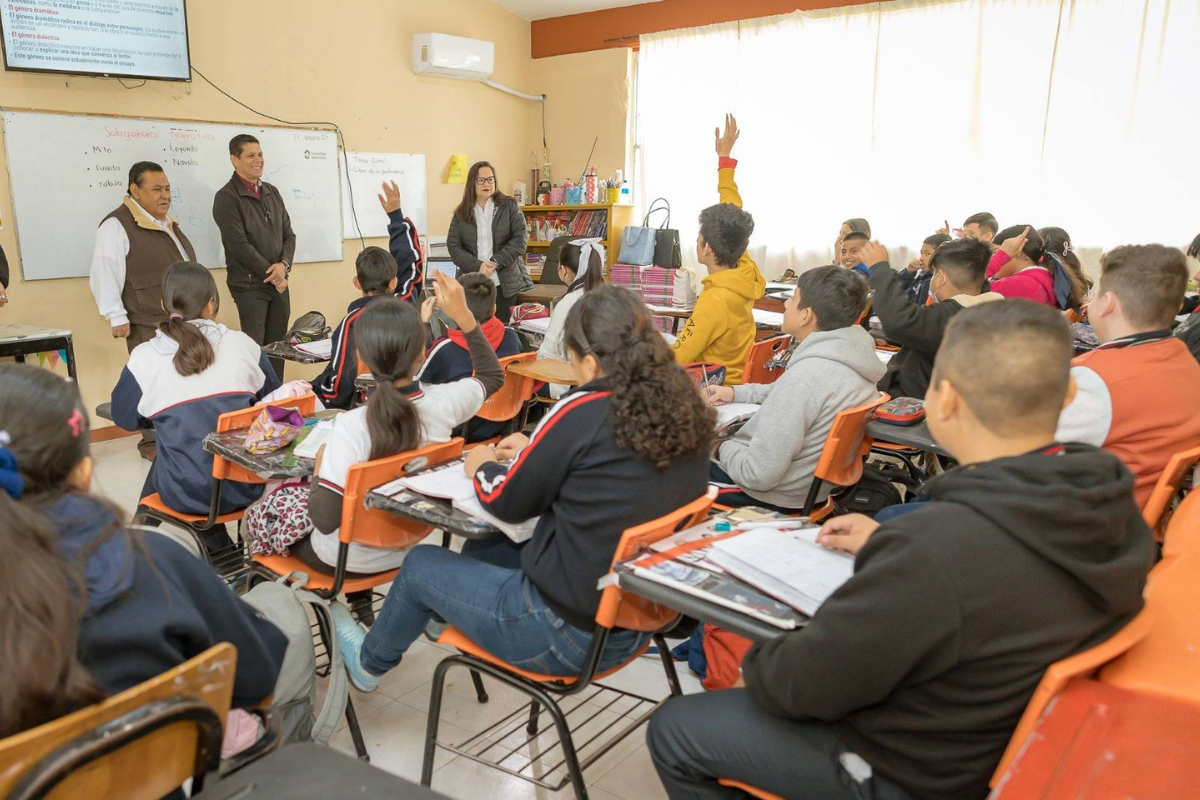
left=1073, top=336, right=1200, bottom=506
left=103, top=199, right=196, bottom=327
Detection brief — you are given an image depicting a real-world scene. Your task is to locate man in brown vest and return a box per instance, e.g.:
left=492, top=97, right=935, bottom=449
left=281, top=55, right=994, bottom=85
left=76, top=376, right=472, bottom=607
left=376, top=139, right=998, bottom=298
left=90, top=161, right=197, bottom=349
left=89, top=161, right=196, bottom=460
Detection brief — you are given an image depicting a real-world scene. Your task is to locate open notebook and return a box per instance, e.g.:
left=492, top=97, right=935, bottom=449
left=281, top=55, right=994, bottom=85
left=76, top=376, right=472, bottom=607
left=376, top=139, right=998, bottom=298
left=707, top=528, right=855, bottom=617
left=294, top=338, right=333, bottom=359
left=376, top=459, right=537, bottom=543
left=715, top=403, right=760, bottom=437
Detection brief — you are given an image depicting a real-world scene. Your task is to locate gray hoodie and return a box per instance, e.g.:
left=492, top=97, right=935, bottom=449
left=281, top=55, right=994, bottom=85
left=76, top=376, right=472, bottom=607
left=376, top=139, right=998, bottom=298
left=716, top=325, right=887, bottom=509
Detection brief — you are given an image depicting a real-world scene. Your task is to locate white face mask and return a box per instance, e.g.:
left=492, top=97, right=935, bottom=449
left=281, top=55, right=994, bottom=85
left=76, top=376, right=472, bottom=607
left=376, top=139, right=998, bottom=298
left=930, top=272, right=947, bottom=303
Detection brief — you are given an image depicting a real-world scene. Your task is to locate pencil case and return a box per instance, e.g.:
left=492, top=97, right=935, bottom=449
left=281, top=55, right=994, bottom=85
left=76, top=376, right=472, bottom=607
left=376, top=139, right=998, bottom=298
left=244, top=406, right=306, bottom=454
left=874, top=398, right=926, bottom=426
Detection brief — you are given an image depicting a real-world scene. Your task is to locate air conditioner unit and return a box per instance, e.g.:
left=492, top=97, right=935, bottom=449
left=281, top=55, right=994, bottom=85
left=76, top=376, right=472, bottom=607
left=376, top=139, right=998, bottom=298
left=413, top=33, right=494, bottom=81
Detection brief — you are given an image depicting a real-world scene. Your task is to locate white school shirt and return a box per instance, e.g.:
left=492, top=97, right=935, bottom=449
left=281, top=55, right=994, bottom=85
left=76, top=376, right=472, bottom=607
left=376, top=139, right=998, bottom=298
left=89, top=213, right=189, bottom=327
left=536, top=287, right=584, bottom=399
left=472, top=198, right=500, bottom=286
left=310, top=377, right=488, bottom=572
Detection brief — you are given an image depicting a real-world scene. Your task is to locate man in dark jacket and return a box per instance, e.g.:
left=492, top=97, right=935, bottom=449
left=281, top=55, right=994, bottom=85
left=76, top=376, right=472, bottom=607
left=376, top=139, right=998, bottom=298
left=869, top=238, right=1001, bottom=399
left=648, top=300, right=1154, bottom=800
left=213, top=134, right=296, bottom=376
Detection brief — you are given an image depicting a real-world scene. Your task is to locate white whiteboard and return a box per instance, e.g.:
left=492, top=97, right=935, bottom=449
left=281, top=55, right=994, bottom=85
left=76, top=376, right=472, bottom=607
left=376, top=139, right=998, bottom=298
left=2, top=111, right=343, bottom=281
left=340, top=152, right=426, bottom=240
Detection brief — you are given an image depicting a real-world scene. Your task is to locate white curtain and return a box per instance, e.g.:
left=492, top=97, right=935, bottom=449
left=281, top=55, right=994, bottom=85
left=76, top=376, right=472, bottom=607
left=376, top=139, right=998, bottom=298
left=636, top=0, right=1200, bottom=280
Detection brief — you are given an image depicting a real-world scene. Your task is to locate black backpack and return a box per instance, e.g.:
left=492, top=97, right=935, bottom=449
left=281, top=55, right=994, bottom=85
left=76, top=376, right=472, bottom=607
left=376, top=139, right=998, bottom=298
left=286, top=311, right=331, bottom=345
left=833, top=462, right=909, bottom=518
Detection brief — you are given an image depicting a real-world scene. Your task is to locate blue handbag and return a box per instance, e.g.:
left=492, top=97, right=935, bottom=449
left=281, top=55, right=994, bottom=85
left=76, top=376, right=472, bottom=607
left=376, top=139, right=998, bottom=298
left=618, top=198, right=671, bottom=266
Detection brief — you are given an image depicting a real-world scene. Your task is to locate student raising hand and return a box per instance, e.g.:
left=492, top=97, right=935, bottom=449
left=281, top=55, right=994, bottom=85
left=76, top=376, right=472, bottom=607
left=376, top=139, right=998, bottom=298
left=377, top=180, right=402, bottom=215
left=816, top=513, right=880, bottom=555
left=714, top=113, right=740, bottom=158
left=999, top=226, right=1031, bottom=259
left=859, top=241, right=889, bottom=268
left=432, top=273, right=477, bottom=333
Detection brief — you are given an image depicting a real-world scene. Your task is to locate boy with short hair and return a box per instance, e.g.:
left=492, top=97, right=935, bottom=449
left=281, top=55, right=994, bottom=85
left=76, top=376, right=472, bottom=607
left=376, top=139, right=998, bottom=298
left=839, top=231, right=871, bottom=278
left=960, top=211, right=999, bottom=244
left=313, top=246, right=397, bottom=409
left=900, top=232, right=952, bottom=304
left=866, top=238, right=1002, bottom=398
left=706, top=266, right=884, bottom=511
left=649, top=300, right=1153, bottom=800
left=672, top=114, right=766, bottom=385
left=418, top=272, right=522, bottom=441
left=1057, top=244, right=1200, bottom=506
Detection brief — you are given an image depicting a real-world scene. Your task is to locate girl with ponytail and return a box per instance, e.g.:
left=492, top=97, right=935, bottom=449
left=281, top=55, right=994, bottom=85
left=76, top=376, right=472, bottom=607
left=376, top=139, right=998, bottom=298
left=111, top=261, right=282, bottom=553
left=987, top=225, right=1087, bottom=310
left=537, top=239, right=606, bottom=398
left=0, top=365, right=286, bottom=737
left=300, top=273, right=504, bottom=574
left=332, top=285, right=711, bottom=692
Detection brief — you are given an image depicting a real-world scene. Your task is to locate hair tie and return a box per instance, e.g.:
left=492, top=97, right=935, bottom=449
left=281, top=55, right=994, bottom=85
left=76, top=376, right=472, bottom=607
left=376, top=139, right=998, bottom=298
left=0, top=432, right=24, bottom=500
left=169, top=313, right=184, bottom=321
left=374, top=373, right=395, bottom=383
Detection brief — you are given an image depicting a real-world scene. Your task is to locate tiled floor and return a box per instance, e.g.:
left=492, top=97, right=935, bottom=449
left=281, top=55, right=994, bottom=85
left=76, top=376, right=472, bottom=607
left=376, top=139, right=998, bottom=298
left=91, top=435, right=704, bottom=799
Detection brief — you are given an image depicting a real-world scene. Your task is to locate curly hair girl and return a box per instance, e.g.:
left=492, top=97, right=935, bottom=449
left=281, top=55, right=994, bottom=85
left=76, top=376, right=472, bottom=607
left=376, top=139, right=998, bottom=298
left=564, top=285, right=715, bottom=469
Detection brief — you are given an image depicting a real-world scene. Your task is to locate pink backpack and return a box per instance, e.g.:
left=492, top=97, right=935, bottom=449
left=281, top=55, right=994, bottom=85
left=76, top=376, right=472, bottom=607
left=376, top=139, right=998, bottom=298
left=244, top=481, right=313, bottom=556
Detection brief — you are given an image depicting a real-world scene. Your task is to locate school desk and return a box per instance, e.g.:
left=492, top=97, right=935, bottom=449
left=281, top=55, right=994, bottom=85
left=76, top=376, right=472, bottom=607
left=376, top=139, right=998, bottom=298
left=0, top=323, right=76, bottom=378
left=201, top=410, right=341, bottom=480
left=263, top=339, right=331, bottom=365
left=990, top=679, right=1200, bottom=798
left=646, top=303, right=694, bottom=334
left=364, top=486, right=502, bottom=541
left=517, top=284, right=568, bottom=305
left=195, top=742, right=448, bottom=799
left=866, top=419, right=950, bottom=458
left=508, top=357, right=578, bottom=385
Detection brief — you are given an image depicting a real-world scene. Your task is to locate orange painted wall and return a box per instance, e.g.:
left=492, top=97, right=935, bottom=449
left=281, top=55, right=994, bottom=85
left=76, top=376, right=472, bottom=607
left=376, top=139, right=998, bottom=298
left=532, top=0, right=877, bottom=58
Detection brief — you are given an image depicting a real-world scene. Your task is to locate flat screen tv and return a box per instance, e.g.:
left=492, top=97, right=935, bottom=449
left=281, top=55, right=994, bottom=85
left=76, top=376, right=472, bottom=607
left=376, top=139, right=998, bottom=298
left=0, top=0, right=190, bottom=82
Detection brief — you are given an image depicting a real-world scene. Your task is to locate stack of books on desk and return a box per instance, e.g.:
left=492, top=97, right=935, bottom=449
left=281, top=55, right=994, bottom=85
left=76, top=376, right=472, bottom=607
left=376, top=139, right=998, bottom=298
left=621, top=515, right=854, bottom=629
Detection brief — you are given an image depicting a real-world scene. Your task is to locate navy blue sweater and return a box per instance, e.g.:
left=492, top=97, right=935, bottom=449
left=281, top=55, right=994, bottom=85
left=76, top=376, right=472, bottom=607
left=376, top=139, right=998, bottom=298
left=47, top=495, right=287, bottom=707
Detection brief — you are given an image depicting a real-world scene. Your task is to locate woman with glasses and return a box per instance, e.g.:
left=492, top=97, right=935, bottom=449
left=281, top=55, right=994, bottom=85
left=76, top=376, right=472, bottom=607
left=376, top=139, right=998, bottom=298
left=447, top=161, right=532, bottom=322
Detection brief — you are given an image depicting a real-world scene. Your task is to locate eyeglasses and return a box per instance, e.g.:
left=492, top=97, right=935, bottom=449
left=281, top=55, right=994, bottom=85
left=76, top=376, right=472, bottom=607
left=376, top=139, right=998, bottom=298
left=475, top=177, right=496, bottom=185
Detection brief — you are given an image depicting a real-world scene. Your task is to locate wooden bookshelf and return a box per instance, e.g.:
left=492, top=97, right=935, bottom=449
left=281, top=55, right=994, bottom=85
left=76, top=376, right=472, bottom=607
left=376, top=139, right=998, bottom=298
left=521, top=203, right=636, bottom=276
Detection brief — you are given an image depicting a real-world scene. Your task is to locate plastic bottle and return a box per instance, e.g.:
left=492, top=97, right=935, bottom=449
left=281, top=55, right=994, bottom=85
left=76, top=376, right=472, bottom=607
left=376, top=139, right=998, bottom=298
left=584, top=165, right=598, bottom=204
left=620, top=179, right=630, bottom=204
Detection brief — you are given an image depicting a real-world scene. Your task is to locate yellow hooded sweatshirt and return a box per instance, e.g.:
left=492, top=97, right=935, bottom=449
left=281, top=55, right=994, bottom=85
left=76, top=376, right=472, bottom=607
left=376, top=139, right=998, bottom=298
left=672, top=159, right=766, bottom=385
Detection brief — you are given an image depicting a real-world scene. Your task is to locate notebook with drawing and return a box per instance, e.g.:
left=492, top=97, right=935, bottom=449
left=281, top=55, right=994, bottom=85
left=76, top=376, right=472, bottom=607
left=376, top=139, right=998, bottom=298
left=707, top=528, right=855, bottom=617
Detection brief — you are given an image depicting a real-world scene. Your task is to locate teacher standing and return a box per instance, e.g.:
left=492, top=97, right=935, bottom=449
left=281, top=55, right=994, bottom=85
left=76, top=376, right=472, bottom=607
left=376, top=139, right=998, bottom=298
left=447, top=161, right=531, bottom=322
left=213, top=134, right=295, bottom=376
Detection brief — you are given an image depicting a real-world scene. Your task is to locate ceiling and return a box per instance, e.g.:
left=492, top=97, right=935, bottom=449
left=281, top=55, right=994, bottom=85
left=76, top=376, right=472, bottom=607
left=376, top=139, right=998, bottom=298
left=492, top=0, right=661, bottom=21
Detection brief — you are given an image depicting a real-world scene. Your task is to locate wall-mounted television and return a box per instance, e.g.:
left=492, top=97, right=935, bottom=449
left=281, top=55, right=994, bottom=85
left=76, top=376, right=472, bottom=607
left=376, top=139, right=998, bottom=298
left=0, top=0, right=190, bottom=82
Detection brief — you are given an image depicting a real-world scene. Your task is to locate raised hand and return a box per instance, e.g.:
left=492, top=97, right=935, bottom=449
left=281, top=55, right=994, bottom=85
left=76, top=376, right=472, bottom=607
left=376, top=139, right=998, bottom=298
left=1000, top=226, right=1031, bottom=260
left=378, top=180, right=402, bottom=214
left=859, top=241, right=889, bottom=268
left=432, top=272, right=476, bottom=333
left=714, top=113, right=740, bottom=159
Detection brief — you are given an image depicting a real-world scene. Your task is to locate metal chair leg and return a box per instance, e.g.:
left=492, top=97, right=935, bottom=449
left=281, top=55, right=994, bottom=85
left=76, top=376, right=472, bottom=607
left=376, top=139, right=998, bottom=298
left=542, top=689, right=588, bottom=800
left=525, top=700, right=540, bottom=736
left=653, top=634, right=683, bottom=697
left=344, top=695, right=368, bottom=762
left=422, top=658, right=454, bottom=785
left=470, top=669, right=489, bottom=703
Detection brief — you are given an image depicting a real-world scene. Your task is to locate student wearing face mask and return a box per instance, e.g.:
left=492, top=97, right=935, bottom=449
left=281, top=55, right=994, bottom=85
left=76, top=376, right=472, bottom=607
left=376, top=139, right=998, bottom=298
left=863, top=238, right=1002, bottom=399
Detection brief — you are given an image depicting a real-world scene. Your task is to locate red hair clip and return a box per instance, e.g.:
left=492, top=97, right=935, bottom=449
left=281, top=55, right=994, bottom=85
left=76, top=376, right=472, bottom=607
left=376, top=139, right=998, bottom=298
left=67, top=409, right=86, bottom=438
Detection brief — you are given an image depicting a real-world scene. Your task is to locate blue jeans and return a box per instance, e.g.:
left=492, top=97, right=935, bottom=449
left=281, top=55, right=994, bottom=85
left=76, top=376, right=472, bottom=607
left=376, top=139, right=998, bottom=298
left=873, top=497, right=930, bottom=523
left=361, top=540, right=650, bottom=677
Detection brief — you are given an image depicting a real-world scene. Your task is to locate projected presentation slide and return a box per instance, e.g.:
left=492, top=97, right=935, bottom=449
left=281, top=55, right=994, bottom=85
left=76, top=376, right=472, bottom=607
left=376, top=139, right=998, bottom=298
left=0, top=1, right=190, bottom=81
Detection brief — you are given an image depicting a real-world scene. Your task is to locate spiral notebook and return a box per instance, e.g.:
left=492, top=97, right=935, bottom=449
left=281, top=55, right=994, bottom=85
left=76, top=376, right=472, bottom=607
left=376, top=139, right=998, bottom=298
left=707, top=528, right=855, bottom=617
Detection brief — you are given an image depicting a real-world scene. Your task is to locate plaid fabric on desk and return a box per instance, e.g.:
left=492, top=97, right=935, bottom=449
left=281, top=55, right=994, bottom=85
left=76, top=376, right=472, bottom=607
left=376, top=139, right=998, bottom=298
left=610, top=263, right=680, bottom=332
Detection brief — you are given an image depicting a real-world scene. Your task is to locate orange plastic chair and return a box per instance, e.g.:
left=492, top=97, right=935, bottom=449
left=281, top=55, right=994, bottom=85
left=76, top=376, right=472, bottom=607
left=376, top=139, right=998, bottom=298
left=1141, top=445, right=1200, bottom=542
left=421, top=487, right=719, bottom=799
left=251, top=437, right=464, bottom=599
left=716, top=779, right=783, bottom=800
left=1161, top=487, right=1200, bottom=560
left=465, top=351, right=539, bottom=443
left=135, top=393, right=318, bottom=561
left=801, top=393, right=890, bottom=522
left=989, top=608, right=1154, bottom=787
left=741, top=334, right=792, bottom=386
left=1099, top=516, right=1200, bottom=708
